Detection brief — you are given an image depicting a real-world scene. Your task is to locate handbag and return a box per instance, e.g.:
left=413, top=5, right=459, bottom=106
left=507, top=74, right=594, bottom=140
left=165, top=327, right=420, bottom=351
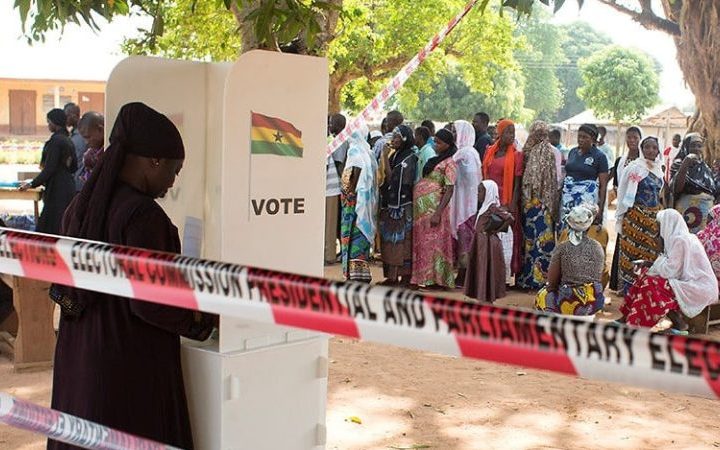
left=49, top=283, right=84, bottom=318
left=484, top=212, right=508, bottom=233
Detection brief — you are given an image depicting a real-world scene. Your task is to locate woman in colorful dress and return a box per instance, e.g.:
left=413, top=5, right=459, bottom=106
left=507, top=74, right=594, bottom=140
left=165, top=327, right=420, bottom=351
left=414, top=126, right=436, bottom=182
left=465, top=180, right=513, bottom=303
left=482, top=119, right=523, bottom=276
left=670, top=133, right=718, bottom=233
left=561, top=123, right=609, bottom=227
left=340, top=127, right=378, bottom=282
left=379, top=125, right=418, bottom=286
left=698, top=204, right=720, bottom=288
left=412, top=129, right=457, bottom=289
left=517, top=121, right=559, bottom=290
left=451, top=120, right=482, bottom=287
left=609, top=126, right=642, bottom=291
left=535, top=204, right=606, bottom=317
left=619, top=209, right=718, bottom=333
left=615, top=136, right=664, bottom=294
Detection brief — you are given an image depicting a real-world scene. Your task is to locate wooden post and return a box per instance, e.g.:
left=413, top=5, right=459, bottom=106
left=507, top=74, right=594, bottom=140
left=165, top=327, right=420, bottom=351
left=11, top=277, right=55, bottom=371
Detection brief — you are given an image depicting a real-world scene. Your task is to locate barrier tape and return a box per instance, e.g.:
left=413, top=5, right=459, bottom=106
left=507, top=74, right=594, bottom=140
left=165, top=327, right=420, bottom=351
left=0, top=228, right=718, bottom=400
left=0, top=393, right=180, bottom=449
left=327, top=0, right=479, bottom=155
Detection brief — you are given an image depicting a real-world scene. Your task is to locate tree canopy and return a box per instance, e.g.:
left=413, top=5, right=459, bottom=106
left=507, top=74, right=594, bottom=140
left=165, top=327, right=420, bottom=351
left=400, top=66, right=528, bottom=123
left=578, top=45, right=659, bottom=123
left=553, top=21, right=612, bottom=122
left=119, top=0, right=520, bottom=113
left=513, top=7, right=565, bottom=121
left=14, top=0, right=720, bottom=156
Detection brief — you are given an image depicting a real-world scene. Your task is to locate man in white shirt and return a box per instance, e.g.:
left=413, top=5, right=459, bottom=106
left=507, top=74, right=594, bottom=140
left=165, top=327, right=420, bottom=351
left=325, top=114, right=348, bottom=264
left=663, top=133, right=682, bottom=182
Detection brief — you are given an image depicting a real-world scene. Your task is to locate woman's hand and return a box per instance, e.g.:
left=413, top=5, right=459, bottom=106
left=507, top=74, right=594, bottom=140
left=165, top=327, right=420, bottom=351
left=633, top=259, right=653, bottom=268
left=18, top=182, right=31, bottom=192
left=682, top=153, right=699, bottom=167
left=593, top=207, right=603, bottom=225
left=430, top=212, right=441, bottom=227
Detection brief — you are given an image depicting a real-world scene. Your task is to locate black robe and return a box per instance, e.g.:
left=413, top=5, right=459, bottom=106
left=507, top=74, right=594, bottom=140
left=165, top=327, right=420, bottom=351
left=32, top=131, right=77, bottom=234
left=49, top=182, right=213, bottom=450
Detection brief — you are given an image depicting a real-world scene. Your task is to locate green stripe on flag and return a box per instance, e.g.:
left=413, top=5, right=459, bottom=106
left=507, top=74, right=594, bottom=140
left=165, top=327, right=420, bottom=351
left=251, top=140, right=303, bottom=157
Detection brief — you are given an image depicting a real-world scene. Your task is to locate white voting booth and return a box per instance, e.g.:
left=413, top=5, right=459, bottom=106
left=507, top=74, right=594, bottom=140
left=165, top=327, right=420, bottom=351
left=106, top=52, right=329, bottom=449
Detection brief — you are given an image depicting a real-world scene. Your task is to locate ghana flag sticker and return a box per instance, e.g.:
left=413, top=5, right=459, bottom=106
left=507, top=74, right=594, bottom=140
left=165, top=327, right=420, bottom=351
left=250, top=111, right=304, bottom=157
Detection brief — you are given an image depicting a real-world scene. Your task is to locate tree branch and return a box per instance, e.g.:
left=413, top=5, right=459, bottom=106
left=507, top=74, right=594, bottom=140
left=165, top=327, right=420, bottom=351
left=597, top=0, right=680, bottom=36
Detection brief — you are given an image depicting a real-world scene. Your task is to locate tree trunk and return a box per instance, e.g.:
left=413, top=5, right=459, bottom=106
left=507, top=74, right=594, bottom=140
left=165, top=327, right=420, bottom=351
left=230, top=0, right=343, bottom=56
left=328, top=82, right=342, bottom=114
left=662, top=0, right=720, bottom=161
left=328, top=70, right=353, bottom=114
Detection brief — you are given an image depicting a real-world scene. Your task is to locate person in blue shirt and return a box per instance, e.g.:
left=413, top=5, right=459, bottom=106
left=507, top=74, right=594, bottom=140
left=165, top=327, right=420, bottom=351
left=561, top=123, right=609, bottom=227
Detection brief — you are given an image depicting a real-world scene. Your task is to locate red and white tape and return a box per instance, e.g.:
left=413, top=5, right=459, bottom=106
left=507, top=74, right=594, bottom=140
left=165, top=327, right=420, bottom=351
left=327, top=0, right=480, bottom=155
left=0, top=393, right=179, bottom=449
left=0, top=228, right=718, bottom=400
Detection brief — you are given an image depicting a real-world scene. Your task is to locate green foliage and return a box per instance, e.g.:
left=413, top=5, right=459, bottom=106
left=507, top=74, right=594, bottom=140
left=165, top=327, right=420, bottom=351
left=578, top=45, right=660, bottom=122
left=14, top=0, right=336, bottom=50
left=13, top=0, right=138, bottom=42
left=553, top=21, right=612, bottom=122
left=328, top=0, right=518, bottom=111
left=122, top=0, right=241, bottom=61
left=513, top=7, right=565, bottom=120
left=401, top=67, right=530, bottom=123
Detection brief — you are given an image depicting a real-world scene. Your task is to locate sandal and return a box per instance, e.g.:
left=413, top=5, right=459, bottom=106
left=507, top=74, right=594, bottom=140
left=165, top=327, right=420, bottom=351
left=659, top=328, right=689, bottom=336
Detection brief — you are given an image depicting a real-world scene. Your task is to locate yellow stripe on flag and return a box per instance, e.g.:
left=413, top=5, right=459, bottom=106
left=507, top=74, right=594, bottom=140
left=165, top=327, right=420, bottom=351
left=251, top=126, right=303, bottom=149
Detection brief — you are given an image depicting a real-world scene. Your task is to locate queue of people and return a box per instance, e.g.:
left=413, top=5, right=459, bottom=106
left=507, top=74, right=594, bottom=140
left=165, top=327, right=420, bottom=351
left=18, top=103, right=106, bottom=235
left=329, top=110, right=720, bottom=335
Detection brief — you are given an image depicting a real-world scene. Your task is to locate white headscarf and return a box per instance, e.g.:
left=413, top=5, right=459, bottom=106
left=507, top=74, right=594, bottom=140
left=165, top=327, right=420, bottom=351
left=566, top=203, right=596, bottom=245
left=451, top=120, right=482, bottom=238
left=345, top=125, right=378, bottom=242
left=648, top=209, right=719, bottom=318
left=476, top=180, right=500, bottom=221
left=615, top=136, right=664, bottom=233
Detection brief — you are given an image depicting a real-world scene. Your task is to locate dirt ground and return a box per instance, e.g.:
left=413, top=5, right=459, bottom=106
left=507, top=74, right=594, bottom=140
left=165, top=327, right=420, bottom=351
left=1, top=261, right=719, bottom=449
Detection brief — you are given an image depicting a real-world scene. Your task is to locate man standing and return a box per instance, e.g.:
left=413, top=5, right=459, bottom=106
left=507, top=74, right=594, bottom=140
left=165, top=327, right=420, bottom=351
left=325, top=114, right=348, bottom=264
left=64, top=102, right=86, bottom=191
left=472, top=112, right=492, bottom=159
left=549, top=128, right=568, bottom=181
left=373, top=110, right=404, bottom=160
left=596, top=126, right=614, bottom=166
left=77, top=112, right=105, bottom=184
left=663, top=133, right=682, bottom=181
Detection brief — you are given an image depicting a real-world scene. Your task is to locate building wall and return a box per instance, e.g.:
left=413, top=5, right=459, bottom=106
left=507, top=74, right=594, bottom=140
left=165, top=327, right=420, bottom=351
left=0, top=78, right=105, bottom=135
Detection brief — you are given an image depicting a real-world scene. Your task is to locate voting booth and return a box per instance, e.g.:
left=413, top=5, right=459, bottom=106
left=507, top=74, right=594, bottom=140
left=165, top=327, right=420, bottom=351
left=106, top=52, right=329, bottom=449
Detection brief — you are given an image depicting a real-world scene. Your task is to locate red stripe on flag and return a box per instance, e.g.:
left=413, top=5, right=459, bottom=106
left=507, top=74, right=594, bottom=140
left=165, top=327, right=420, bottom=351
left=251, top=112, right=302, bottom=139
left=7, top=233, right=73, bottom=286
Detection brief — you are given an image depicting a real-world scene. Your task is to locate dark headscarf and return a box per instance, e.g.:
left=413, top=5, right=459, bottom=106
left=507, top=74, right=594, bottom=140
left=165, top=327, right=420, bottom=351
left=673, top=132, right=716, bottom=196
left=423, top=129, right=456, bottom=177
left=65, top=102, right=184, bottom=242
left=47, top=109, right=67, bottom=128
left=578, top=123, right=598, bottom=141
left=389, top=125, right=415, bottom=168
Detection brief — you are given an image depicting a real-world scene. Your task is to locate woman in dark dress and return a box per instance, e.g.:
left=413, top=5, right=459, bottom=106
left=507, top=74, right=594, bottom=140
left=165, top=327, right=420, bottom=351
left=19, top=109, right=77, bottom=234
left=49, top=103, right=215, bottom=450
left=379, top=125, right=418, bottom=286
